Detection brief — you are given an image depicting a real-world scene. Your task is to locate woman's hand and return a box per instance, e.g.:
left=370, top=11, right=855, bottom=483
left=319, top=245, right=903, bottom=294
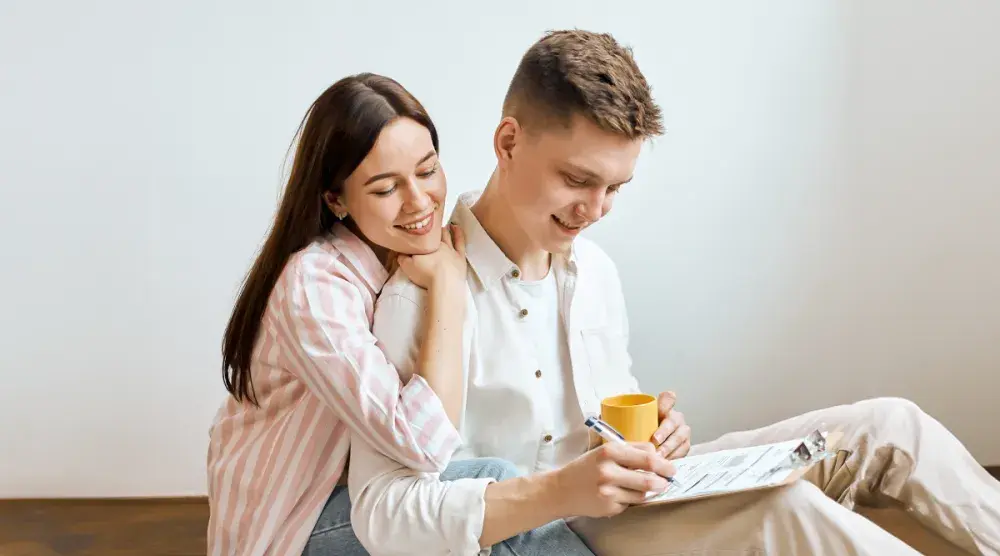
left=548, top=441, right=676, bottom=519
left=398, top=224, right=467, bottom=289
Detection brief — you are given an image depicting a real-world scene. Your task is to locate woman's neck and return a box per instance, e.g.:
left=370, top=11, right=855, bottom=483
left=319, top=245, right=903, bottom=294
left=344, top=220, right=392, bottom=269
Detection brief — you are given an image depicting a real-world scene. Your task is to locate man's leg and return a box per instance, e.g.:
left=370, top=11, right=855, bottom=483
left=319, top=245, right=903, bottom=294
left=689, top=397, right=1000, bottom=555
left=440, top=458, right=596, bottom=556
left=569, top=480, right=919, bottom=555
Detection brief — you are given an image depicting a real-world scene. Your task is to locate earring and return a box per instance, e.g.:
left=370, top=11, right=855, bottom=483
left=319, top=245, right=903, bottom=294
left=333, top=209, right=347, bottom=220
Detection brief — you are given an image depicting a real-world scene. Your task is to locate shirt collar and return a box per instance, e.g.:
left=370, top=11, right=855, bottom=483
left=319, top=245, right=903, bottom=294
left=329, top=223, right=390, bottom=293
left=451, top=189, right=579, bottom=290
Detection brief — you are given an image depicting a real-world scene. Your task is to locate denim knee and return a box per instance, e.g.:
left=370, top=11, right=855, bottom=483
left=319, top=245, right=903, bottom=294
left=461, top=457, right=522, bottom=481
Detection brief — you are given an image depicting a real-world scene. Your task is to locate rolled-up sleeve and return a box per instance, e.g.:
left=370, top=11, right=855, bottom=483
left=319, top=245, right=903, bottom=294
left=348, top=439, right=493, bottom=556
left=349, top=274, right=491, bottom=556
left=271, top=252, right=461, bottom=472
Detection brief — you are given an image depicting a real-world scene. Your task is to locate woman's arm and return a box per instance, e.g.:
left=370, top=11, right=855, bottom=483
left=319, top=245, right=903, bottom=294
left=272, top=251, right=462, bottom=472
left=410, top=267, right=465, bottom=426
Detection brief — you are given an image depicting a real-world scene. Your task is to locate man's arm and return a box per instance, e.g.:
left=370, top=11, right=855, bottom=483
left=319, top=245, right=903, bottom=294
left=606, top=257, right=642, bottom=394
left=350, top=271, right=676, bottom=555
left=601, top=249, right=691, bottom=458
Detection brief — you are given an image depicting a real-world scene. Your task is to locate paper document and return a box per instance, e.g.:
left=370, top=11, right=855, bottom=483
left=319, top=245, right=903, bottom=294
left=640, top=438, right=805, bottom=504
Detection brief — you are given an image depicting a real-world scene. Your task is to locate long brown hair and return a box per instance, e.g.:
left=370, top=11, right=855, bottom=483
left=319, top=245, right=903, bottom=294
left=222, top=73, right=439, bottom=406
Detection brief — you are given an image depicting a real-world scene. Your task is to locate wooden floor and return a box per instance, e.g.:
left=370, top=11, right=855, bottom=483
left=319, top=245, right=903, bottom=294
left=2, top=468, right=999, bottom=556
left=0, top=498, right=208, bottom=556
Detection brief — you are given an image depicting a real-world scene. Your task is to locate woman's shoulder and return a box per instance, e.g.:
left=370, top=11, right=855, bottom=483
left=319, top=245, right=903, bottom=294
left=278, top=236, right=362, bottom=294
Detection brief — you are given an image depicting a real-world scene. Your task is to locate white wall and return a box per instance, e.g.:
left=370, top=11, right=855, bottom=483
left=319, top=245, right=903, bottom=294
left=1, top=0, right=998, bottom=497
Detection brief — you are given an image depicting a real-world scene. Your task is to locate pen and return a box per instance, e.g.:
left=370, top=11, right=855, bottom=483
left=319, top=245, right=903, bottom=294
left=584, top=416, right=681, bottom=487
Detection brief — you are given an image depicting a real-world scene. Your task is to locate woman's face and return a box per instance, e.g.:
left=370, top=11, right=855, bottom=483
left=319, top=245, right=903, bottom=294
left=334, top=117, right=446, bottom=257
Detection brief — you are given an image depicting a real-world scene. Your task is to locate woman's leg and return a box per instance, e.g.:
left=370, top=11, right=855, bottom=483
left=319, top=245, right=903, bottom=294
left=303, top=486, right=369, bottom=556
left=305, top=457, right=595, bottom=556
left=439, top=458, right=596, bottom=556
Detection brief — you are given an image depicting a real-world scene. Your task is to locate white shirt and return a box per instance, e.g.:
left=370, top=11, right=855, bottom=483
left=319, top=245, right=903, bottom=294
left=347, top=190, right=641, bottom=556
left=510, top=267, right=588, bottom=471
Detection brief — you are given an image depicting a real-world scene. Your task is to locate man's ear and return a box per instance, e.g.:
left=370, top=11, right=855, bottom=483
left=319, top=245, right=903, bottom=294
left=493, top=116, right=520, bottom=168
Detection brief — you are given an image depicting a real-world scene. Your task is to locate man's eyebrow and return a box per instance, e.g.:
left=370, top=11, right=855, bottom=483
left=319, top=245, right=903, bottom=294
left=565, top=163, right=633, bottom=185
left=363, top=150, right=437, bottom=186
left=564, top=164, right=601, bottom=180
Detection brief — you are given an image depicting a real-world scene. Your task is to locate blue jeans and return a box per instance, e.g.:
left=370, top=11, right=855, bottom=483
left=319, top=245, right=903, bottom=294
left=303, top=457, right=596, bottom=555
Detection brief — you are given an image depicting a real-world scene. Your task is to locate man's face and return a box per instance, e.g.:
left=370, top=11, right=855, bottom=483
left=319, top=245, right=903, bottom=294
left=498, top=114, right=643, bottom=254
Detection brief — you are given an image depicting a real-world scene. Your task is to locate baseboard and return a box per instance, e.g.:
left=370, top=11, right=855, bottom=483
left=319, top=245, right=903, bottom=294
left=3, top=466, right=999, bottom=504
left=0, top=495, right=207, bottom=504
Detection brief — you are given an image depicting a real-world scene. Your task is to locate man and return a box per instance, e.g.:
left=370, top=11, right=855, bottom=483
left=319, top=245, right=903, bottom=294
left=348, top=29, right=1000, bottom=555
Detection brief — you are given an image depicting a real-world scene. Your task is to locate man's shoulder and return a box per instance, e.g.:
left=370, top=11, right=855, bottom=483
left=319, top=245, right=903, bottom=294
left=379, top=269, right=426, bottom=305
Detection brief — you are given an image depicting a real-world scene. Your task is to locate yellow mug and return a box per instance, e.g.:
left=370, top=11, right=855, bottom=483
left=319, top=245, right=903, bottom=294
left=600, top=393, right=659, bottom=443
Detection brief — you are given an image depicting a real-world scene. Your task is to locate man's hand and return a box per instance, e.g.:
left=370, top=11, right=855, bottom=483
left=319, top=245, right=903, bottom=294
left=548, top=441, right=675, bottom=519
left=651, top=391, right=692, bottom=459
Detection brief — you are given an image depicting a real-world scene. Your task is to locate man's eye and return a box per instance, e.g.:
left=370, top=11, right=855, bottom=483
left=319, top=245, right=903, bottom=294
left=608, top=183, right=622, bottom=193
left=565, top=175, right=587, bottom=186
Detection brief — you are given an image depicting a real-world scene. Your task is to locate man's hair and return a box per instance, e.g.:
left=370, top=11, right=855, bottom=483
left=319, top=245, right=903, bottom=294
left=502, top=29, right=664, bottom=140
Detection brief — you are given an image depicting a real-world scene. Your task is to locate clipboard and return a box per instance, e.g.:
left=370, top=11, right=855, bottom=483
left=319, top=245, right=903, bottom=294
left=636, top=428, right=844, bottom=507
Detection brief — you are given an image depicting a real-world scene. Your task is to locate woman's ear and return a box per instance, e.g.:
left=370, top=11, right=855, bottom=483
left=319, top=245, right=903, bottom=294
left=323, top=191, right=348, bottom=220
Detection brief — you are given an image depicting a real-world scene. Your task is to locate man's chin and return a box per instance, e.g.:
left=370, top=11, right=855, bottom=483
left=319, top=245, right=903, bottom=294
left=541, top=236, right=575, bottom=256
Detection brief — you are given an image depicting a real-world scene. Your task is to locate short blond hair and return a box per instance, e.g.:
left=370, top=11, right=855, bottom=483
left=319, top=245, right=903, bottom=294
left=502, top=30, right=664, bottom=139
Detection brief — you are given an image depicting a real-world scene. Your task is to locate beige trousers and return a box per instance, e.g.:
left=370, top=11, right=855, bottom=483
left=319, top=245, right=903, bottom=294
left=569, top=397, right=1000, bottom=555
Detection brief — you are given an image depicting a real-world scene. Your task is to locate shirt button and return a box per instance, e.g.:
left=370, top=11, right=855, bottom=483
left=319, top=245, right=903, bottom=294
left=543, top=434, right=553, bottom=443
left=535, top=369, right=542, bottom=378
left=511, top=269, right=520, bottom=278
left=519, top=308, right=529, bottom=318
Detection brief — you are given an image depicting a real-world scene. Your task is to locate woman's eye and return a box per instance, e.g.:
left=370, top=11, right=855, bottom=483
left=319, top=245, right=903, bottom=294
left=565, top=175, right=587, bottom=186
left=373, top=184, right=397, bottom=197
left=417, top=165, right=439, bottom=178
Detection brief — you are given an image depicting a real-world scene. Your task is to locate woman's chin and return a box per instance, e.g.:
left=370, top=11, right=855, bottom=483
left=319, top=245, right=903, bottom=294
left=390, top=233, right=441, bottom=256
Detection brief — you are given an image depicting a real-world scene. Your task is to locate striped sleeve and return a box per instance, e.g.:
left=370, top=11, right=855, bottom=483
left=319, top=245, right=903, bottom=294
left=270, top=252, right=462, bottom=472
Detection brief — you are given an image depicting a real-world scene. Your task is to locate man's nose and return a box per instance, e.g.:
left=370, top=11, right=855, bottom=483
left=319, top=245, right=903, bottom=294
left=576, top=189, right=605, bottom=222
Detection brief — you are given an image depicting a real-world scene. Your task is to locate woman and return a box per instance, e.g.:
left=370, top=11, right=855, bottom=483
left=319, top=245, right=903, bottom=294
left=207, top=73, right=595, bottom=556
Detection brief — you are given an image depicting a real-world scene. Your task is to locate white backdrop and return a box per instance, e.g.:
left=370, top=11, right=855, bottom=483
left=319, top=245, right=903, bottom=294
left=2, top=0, right=998, bottom=497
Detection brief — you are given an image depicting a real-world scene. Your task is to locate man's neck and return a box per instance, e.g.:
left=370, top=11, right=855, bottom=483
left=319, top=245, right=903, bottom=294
left=471, top=172, right=551, bottom=281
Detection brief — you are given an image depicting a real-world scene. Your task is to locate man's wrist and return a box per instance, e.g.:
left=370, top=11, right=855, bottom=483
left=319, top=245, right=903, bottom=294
left=479, top=470, right=566, bottom=547
left=536, top=468, right=572, bottom=520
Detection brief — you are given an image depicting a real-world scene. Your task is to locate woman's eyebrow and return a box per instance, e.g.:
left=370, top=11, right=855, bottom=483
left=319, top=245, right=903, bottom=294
left=363, top=150, right=437, bottom=186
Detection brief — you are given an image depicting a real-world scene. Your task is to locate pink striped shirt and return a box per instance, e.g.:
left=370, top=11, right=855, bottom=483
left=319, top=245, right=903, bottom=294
left=207, top=224, right=462, bottom=556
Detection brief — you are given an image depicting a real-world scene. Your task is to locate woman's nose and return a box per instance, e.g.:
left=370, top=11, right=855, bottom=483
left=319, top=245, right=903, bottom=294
left=402, top=181, right=432, bottom=213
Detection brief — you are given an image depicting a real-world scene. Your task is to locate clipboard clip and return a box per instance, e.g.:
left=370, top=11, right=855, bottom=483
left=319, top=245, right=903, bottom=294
left=761, top=429, right=837, bottom=477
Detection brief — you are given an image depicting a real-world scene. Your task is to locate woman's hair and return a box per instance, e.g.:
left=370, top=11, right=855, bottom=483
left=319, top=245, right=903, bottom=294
left=222, top=73, right=439, bottom=406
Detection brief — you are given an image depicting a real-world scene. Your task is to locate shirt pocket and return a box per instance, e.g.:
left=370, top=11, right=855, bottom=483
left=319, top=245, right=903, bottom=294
left=581, top=327, right=635, bottom=402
